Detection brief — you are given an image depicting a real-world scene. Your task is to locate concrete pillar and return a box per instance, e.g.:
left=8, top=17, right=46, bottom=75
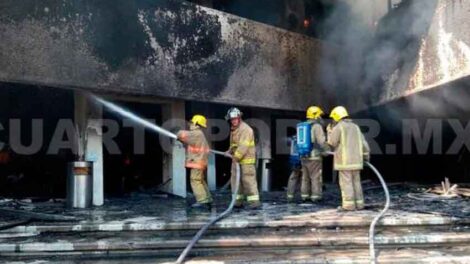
left=74, top=92, right=104, bottom=206
left=207, top=152, right=216, bottom=191
left=161, top=100, right=186, bottom=198
left=250, top=111, right=272, bottom=192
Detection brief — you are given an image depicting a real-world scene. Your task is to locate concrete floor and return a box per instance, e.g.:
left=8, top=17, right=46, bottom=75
left=1, top=184, right=470, bottom=232
left=1, top=185, right=470, bottom=263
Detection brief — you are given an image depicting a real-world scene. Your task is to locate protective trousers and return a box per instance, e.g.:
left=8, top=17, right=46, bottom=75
left=338, top=170, right=364, bottom=210
left=286, top=168, right=301, bottom=200
left=300, top=159, right=323, bottom=201
left=190, top=169, right=212, bottom=204
left=231, top=163, right=260, bottom=204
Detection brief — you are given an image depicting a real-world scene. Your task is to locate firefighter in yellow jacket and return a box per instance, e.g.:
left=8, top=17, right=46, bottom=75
left=225, top=107, right=261, bottom=209
left=300, top=106, right=326, bottom=202
left=177, top=115, right=212, bottom=210
left=327, top=106, right=370, bottom=211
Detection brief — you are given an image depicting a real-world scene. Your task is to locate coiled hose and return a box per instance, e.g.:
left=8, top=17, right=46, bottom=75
left=175, top=150, right=240, bottom=264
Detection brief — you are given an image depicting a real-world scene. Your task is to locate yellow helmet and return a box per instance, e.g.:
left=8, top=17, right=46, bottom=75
left=191, top=114, right=207, bottom=128
left=330, top=106, right=349, bottom=122
left=306, top=106, right=324, bottom=119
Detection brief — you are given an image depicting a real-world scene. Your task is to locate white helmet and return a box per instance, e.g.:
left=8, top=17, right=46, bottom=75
left=225, top=107, right=242, bottom=120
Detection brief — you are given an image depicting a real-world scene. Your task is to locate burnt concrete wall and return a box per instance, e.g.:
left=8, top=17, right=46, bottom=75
left=367, top=0, right=470, bottom=108
left=0, top=0, right=331, bottom=111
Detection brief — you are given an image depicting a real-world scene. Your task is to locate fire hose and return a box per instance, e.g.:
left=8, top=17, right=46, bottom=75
left=366, top=160, right=390, bottom=264
left=325, top=151, right=390, bottom=264
left=175, top=151, right=240, bottom=264
left=92, top=96, right=242, bottom=264
left=94, top=97, right=389, bottom=264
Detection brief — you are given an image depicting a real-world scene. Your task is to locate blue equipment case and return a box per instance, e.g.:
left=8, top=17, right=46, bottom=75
left=296, top=121, right=313, bottom=157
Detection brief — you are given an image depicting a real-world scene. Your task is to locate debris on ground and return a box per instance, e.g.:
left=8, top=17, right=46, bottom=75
left=425, top=177, right=470, bottom=198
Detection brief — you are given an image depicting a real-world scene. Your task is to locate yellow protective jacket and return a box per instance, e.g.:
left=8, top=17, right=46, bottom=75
left=306, top=120, right=326, bottom=160
left=177, top=127, right=210, bottom=170
left=229, top=121, right=256, bottom=164
left=327, top=119, right=370, bottom=171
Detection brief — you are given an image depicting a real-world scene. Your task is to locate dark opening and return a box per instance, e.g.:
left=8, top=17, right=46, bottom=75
left=102, top=101, right=163, bottom=197
left=0, top=83, right=74, bottom=198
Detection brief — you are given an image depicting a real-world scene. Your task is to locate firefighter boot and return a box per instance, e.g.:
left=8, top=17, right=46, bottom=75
left=336, top=206, right=356, bottom=212
left=287, top=194, right=295, bottom=203
left=234, top=194, right=244, bottom=208
left=247, top=200, right=261, bottom=210
left=191, top=202, right=212, bottom=211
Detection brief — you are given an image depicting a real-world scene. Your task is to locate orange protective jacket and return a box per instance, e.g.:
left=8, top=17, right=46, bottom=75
left=177, top=127, right=210, bottom=169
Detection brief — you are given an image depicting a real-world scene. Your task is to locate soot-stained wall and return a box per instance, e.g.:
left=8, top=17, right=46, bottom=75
left=0, top=0, right=331, bottom=111
left=365, top=0, right=470, bottom=109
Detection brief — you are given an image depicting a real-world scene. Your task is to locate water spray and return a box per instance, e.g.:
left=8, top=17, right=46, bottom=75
left=92, top=95, right=178, bottom=140
left=92, top=95, right=240, bottom=263
left=93, top=96, right=388, bottom=263
left=93, top=96, right=234, bottom=161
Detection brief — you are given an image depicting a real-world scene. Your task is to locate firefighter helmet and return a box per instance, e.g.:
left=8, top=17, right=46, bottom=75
left=191, top=114, right=207, bottom=128
left=330, top=106, right=349, bottom=122
left=225, top=107, right=242, bottom=120
left=306, top=106, right=323, bottom=119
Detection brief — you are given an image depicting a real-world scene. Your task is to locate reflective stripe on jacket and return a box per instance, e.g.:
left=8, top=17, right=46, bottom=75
left=229, top=121, right=256, bottom=165
left=177, top=127, right=209, bottom=169
left=327, top=119, right=370, bottom=171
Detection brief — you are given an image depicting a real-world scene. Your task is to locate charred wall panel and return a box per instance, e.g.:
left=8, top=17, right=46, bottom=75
left=0, top=0, right=330, bottom=111
left=365, top=0, right=470, bottom=108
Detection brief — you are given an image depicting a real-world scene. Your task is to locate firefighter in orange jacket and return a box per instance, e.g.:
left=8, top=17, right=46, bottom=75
left=226, top=107, right=261, bottom=209
left=177, top=115, right=212, bottom=210
left=327, top=106, right=370, bottom=211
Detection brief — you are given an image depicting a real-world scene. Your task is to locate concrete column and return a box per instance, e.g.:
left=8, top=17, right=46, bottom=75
left=250, top=111, right=272, bottom=192
left=74, top=92, right=104, bottom=206
left=207, top=152, right=216, bottom=191
left=161, top=100, right=186, bottom=198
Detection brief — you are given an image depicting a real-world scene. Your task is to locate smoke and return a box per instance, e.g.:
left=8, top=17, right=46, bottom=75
left=319, top=0, right=374, bottom=108
left=319, top=0, right=438, bottom=115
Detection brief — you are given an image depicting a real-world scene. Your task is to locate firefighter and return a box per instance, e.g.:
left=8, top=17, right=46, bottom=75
left=300, top=106, right=326, bottom=202
left=225, top=107, right=261, bottom=209
left=327, top=106, right=370, bottom=211
left=177, top=115, right=212, bottom=210
left=286, top=136, right=302, bottom=203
